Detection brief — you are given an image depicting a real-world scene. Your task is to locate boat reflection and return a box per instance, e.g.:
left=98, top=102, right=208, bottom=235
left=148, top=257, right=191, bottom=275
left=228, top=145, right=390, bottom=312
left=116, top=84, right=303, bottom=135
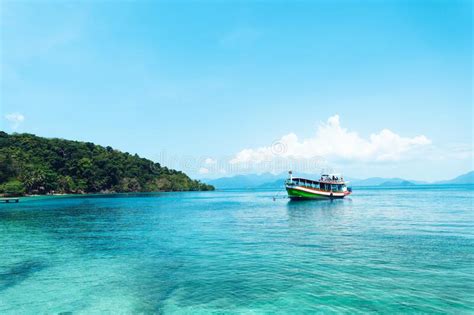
left=285, top=197, right=353, bottom=227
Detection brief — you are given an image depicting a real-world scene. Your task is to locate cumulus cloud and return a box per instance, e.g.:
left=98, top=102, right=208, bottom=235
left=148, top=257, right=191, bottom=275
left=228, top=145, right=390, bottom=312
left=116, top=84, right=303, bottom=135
left=204, top=158, right=217, bottom=165
left=199, top=167, right=210, bottom=174
left=5, top=112, right=25, bottom=130
left=230, top=115, right=431, bottom=164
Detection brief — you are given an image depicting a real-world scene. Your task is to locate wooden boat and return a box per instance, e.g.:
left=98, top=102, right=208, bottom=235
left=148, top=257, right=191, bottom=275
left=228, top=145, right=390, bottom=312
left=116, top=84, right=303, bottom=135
left=285, top=171, right=352, bottom=200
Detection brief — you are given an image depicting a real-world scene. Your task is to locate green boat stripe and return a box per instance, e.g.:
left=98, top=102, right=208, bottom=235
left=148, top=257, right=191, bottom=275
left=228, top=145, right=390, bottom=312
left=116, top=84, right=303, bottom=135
left=292, top=186, right=344, bottom=196
left=287, top=188, right=329, bottom=199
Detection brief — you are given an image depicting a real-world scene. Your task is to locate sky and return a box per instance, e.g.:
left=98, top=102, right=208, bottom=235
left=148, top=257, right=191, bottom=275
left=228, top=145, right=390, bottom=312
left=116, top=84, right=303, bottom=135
left=1, top=0, right=472, bottom=181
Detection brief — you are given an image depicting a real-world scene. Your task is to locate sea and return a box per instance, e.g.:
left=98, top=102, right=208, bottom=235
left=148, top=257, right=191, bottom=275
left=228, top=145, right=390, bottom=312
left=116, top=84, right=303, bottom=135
left=1, top=185, right=473, bottom=313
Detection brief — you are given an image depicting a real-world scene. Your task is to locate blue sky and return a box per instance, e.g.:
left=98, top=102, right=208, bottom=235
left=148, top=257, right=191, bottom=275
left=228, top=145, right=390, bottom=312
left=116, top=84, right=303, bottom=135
left=1, top=0, right=472, bottom=181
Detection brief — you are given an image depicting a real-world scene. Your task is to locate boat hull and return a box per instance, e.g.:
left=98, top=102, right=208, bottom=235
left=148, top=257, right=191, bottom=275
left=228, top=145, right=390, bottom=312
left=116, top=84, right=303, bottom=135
left=286, top=186, right=349, bottom=200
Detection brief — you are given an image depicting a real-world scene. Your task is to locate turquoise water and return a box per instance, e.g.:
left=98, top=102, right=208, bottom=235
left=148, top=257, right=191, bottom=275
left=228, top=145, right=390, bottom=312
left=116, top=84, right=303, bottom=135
left=1, top=186, right=473, bottom=313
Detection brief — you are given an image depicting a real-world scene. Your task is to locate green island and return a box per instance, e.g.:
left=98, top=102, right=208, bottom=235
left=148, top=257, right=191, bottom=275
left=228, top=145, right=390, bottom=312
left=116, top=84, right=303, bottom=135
left=0, top=132, right=214, bottom=196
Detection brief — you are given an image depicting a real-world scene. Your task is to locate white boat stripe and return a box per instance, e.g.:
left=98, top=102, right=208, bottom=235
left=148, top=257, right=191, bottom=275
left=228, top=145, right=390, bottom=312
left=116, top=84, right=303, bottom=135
left=292, top=186, right=345, bottom=197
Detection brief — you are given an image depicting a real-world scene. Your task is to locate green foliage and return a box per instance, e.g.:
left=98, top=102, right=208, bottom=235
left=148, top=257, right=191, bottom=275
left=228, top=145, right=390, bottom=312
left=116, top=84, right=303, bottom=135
left=0, top=180, right=25, bottom=196
left=0, top=131, right=214, bottom=195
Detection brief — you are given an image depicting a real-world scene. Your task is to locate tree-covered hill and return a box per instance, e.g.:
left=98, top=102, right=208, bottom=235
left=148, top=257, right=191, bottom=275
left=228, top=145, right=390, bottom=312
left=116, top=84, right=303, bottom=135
left=0, top=132, right=214, bottom=196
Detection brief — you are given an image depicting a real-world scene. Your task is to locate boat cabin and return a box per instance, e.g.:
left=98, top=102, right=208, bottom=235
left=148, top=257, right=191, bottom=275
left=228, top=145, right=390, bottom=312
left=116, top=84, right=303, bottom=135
left=286, top=177, right=347, bottom=192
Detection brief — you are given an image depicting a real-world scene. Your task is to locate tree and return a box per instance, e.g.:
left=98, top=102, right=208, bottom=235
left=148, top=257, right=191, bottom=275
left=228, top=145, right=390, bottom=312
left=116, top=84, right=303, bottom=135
left=0, top=132, right=214, bottom=195
left=0, top=180, right=25, bottom=196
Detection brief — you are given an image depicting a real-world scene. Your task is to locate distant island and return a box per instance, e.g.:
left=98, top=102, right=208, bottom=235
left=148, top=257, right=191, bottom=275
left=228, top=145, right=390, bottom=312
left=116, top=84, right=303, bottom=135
left=0, top=132, right=214, bottom=196
left=203, top=171, right=474, bottom=190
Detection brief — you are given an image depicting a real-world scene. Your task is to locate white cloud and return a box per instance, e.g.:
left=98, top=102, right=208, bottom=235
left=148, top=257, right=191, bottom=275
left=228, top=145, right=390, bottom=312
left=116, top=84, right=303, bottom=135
left=5, top=112, right=25, bottom=130
left=230, top=115, right=431, bottom=164
left=199, top=167, right=210, bottom=174
left=204, top=158, right=217, bottom=165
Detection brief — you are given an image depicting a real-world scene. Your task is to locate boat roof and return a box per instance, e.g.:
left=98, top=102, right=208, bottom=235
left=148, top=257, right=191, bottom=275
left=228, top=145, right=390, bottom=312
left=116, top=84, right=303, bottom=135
left=291, top=177, right=346, bottom=184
